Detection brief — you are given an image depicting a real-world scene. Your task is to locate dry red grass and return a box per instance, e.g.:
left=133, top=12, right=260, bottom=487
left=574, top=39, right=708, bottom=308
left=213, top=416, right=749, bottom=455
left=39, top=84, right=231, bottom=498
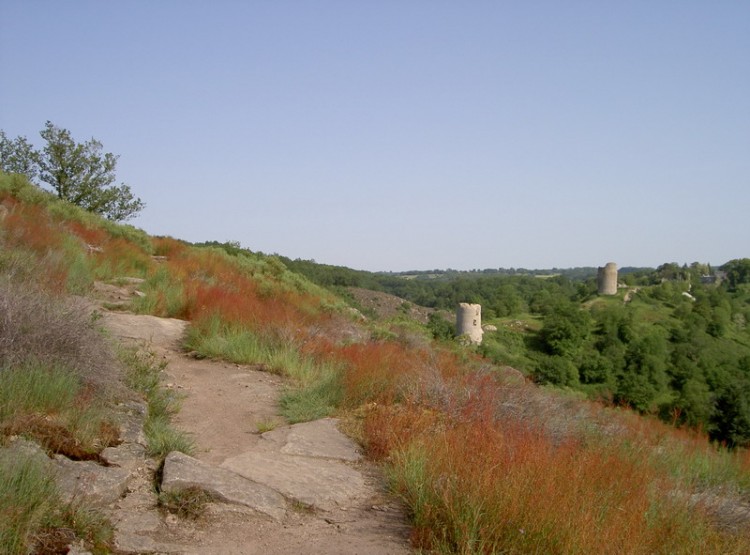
left=92, top=238, right=153, bottom=276
left=349, top=341, right=750, bottom=553
left=332, top=342, right=428, bottom=406
left=363, top=403, right=443, bottom=460
left=158, top=248, right=326, bottom=344
left=3, top=203, right=63, bottom=254
left=385, top=414, right=744, bottom=554
left=152, top=236, right=188, bottom=257
left=66, top=220, right=108, bottom=247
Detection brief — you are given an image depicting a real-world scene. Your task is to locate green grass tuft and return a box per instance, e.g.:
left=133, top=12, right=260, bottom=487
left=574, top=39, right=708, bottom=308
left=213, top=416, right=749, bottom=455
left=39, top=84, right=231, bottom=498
left=159, top=487, right=214, bottom=519
left=0, top=361, right=117, bottom=456
left=120, top=348, right=194, bottom=459
left=0, top=451, right=113, bottom=555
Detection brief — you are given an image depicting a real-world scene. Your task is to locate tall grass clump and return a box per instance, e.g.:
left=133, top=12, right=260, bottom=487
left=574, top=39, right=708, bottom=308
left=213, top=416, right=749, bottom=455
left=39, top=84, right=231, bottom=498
left=90, top=238, right=153, bottom=281
left=0, top=200, right=70, bottom=292
left=331, top=342, right=425, bottom=407
left=0, top=278, right=123, bottom=457
left=1, top=171, right=152, bottom=253
left=1, top=172, right=155, bottom=290
left=0, top=172, right=53, bottom=205
left=612, top=409, right=750, bottom=496
left=352, top=344, right=750, bottom=553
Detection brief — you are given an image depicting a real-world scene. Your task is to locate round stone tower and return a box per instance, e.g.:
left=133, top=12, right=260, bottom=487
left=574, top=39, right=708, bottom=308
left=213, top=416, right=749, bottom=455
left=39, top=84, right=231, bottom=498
left=456, top=303, right=483, bottom=345
left=597, top=262, right=618, bottom=295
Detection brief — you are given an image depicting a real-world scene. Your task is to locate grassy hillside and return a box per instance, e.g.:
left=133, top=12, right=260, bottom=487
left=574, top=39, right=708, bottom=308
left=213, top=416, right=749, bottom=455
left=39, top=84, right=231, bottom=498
left=282, top=252, right=750, bottom=448
left=3, top=171, right=750, bottom=553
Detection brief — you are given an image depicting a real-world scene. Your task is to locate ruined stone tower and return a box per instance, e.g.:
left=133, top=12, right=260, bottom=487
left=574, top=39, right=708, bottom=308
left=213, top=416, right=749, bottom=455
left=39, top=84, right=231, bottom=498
left=456, top=303, right=483, bottom=345
left=597, top=262, right=618, bottom=295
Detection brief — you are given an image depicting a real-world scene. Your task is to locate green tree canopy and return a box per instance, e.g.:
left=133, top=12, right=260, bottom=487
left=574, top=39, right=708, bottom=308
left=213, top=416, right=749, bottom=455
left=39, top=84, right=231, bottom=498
left=0, top=131, right=38, bottom=180
left=0, top=122, right=144, bottom=221
left=538, top=301, right=592, bottom=358
left=722, top=259, right=750, bottom=291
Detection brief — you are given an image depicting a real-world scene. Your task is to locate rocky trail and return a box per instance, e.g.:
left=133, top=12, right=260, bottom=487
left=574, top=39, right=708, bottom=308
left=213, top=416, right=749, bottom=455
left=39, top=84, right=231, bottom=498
left=21, top=282, right=413, bottom=554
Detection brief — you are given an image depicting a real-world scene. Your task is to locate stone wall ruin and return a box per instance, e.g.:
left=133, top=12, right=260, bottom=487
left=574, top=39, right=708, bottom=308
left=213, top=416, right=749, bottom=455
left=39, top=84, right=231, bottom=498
left=456, top=302, right=483, bottom=345
left=597, top=262, right=618, bottom=295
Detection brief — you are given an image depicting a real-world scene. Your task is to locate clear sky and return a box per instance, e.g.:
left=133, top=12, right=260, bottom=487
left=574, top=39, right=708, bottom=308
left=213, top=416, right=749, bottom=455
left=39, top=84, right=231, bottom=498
left=1, top=1, right=748, bottom=272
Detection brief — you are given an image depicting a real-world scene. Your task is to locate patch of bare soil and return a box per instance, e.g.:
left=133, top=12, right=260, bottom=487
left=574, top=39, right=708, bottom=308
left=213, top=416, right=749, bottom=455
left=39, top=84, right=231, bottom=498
left=95, top=281, right=412, bottom=554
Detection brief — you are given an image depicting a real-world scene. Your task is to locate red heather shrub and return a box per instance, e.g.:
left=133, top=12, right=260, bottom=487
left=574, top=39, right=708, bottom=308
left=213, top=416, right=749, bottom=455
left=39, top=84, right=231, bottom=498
left=1, top=203, right=71, bottom=292
left=166, top=249, right=237, bottom=284
left=187, top=282, right=273, bottom=327
left=188, top=281, right=315, bottom=332
left=449, top=370, right=502, bottom=425
left=164, top=248, right=324, bottom=342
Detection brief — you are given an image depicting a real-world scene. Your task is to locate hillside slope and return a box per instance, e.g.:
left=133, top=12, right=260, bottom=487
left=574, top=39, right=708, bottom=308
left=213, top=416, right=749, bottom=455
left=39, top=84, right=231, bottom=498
left=3, top=171, right=750, bottom=553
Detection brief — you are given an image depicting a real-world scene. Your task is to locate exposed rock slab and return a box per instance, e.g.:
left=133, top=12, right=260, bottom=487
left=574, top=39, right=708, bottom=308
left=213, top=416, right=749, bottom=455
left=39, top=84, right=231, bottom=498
left=101, top=442, right=147, bottom=471
left=261, top=418, right=362, bottom=461
left=161, top=451, right=287, bottom=521
left=221, top=419, right=367, bottom=511
left=222, top=450, right=366, bottom=511
left=101, top=312, right=187, bottom=350
left=0, top=436, right=50, bottom=464
left=54, top=456, right=131, bottom=507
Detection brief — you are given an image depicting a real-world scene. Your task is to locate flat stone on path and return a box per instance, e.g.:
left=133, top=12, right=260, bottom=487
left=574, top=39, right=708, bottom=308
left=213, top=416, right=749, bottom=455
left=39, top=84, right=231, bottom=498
left=222, top=450, right=366, bottom=511
left=221, top=418, right=367, bottom=511
left=262, top=418, right=363, bottom=461
left=162, top=451, right=287, bottom=521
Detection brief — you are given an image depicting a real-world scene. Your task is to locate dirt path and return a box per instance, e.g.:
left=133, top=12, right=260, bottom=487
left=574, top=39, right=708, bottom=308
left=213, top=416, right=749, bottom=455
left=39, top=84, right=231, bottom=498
left=97, top=290, right=412, bottom=554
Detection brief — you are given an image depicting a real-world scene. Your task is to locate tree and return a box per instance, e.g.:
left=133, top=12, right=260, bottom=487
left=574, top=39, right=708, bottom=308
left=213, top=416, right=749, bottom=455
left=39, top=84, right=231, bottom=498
left=533, top=353, right=579, bottom=387
left=538, top=301, right=592, bottom=358
left=35, top=122, right=144, bottom=221
left=427, top=312, right=455, bottom=341
left=1, top=122, right=144, bottom=221
left=0, top=130, right=38, bottom=181
left=722, top=259, right=750, bottom=291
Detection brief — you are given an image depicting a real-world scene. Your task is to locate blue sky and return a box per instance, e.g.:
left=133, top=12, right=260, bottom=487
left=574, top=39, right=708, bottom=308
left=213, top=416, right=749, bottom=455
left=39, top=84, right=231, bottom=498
left=1, top=1, right=748, bottom=271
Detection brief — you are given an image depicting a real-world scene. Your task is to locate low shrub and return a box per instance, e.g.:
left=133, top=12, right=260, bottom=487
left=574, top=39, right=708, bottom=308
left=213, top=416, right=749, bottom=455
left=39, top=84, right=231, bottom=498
left=0, top=280, right=123, bottom=397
